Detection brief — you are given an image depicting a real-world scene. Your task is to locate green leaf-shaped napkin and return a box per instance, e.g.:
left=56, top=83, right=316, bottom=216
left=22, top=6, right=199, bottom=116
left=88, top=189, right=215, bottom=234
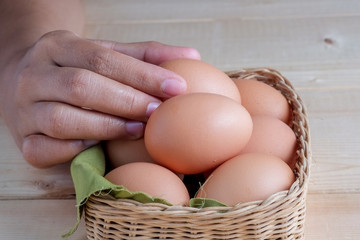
left=63, top=145, right=171, bottom=238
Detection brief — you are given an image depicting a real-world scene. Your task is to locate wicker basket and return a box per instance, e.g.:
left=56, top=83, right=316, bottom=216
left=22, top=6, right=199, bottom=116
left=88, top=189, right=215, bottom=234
left=84, top=68, right=311, bottom=240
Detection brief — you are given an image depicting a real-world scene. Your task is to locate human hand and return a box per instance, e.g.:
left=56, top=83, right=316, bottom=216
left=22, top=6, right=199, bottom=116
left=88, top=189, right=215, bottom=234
left=0, top=30, right=200, bottom=168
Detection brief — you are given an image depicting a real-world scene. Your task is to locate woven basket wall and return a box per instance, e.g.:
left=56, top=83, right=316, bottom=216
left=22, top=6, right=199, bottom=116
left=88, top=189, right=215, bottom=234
left=84, top=68, right=311, bottom=240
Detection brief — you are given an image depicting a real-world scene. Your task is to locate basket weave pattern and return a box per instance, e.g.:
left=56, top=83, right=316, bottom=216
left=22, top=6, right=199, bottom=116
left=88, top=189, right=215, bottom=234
left=85, top=68, right=311, bottom=240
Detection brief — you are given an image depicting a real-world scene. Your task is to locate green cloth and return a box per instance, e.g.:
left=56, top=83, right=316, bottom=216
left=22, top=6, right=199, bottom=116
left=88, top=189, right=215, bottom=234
left=63, top=145, right=226, bottom=238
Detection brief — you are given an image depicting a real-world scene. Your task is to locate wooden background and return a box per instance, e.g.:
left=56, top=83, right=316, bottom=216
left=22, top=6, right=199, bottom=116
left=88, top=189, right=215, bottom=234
left=1, top=0, right=359, bottom=239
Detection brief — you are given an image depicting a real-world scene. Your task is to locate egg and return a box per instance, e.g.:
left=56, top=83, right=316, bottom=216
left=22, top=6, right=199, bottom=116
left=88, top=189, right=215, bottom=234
left=234, top=78, right=292, bottom=124
left=241, top=115, right=298, bottom=169
left=105, top=138, right=155, bottom=169
left=105, top=162, right=190, bottom=206
left=160, top=59, right=241, bottom=102
left=144, top=93, right=253, bottom=174
left=196, top=153, right=295, bottom=205
left=105, top=138, right=185, bottom=180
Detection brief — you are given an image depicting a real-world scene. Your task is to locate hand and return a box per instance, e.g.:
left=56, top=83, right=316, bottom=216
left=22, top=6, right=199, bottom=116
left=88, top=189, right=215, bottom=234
left=0, top=30, right=201, bottom=168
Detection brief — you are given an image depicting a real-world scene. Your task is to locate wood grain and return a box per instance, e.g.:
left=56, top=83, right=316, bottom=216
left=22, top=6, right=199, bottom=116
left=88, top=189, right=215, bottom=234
left=305, top=193, right=360, bottom=240
left=0, top=199, right=86, bottom=240
left=0, top=119, right=75, bottom=199
left=84, top=0, right=360, bottom=71
left=84, top=0, right=360, bottom=22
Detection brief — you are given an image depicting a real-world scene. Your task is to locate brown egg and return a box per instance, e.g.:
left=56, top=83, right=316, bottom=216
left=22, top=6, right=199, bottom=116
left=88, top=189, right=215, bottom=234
left=241, top=115, right=298, bottom=169
left=105, top=138, right=185, bottom=180
left=144, top=93, right=253, bottom=174
left=196, top=153, right=296, bottom=205
left=160, top=59, right=241, bottom=102
left=105, top=138, right=155, bottom=169
left=105, top=162, right=190, bottom=206
left=234, top=78, right=291, bottom=124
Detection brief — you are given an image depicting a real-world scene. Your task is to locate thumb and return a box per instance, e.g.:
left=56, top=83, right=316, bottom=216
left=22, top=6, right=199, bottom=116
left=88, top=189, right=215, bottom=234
left=22, top=134, right=99, bottom=168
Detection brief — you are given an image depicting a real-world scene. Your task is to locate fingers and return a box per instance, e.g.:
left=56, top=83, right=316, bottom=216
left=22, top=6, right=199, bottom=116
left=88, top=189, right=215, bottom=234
left=26, top=66, right=161, bottom=121
left=22, top=135, right=99, bottom=168
left=31, top=102, right=145, bottom=140
left=40, top=31, right=188, bottom=98
left=92, top=40, right=201, bottom=65
left=22, top=100, right=145, bottom=168
left=24, top=31, right=201, bottom=122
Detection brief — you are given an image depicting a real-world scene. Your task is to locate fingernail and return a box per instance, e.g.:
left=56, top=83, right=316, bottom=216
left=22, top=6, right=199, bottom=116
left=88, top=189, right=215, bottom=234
left=146, top=102, right=161, bottom=118
left=186, top=48, right=202, bottom=60
left=125, top=121, right=144, bottom=138
left=161, top=78, right=187, bottom=97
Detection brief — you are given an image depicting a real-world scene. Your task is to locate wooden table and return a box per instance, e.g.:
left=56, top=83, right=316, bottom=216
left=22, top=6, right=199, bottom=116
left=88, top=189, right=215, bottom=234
left=1, top=1, right=359, bottom=239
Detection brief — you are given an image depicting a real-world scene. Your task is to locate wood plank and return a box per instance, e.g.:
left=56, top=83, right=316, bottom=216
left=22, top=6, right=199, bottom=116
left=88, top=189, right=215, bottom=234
left=283, top=69, right=360, bottom=90
left=84, top=0, right=360, bottom=23
left=298, top=87, right=360, bottom=194
left=0, top=119, right=75, bottom=199
left=0, top=199, right=86, bottom=240
left=84, top=14, right=360, bottom=71
left=307, top=114, right=360, bottom=194
left=0, top=193, right=359, bottom=239
left=305, top=193, right=360, bottom=240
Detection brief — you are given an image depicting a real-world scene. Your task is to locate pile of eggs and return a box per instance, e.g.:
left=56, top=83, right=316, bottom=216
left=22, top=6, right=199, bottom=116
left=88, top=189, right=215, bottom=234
left=105, top=59, right=297, bottom=206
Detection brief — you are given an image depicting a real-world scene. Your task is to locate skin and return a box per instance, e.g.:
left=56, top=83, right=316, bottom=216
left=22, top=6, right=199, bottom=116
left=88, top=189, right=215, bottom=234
left=0, top=0, right=201, bottom=168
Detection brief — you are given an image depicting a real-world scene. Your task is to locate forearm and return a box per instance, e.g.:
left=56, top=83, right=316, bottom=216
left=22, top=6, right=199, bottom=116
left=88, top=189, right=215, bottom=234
left=0, top=0, right=84, bottom=66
